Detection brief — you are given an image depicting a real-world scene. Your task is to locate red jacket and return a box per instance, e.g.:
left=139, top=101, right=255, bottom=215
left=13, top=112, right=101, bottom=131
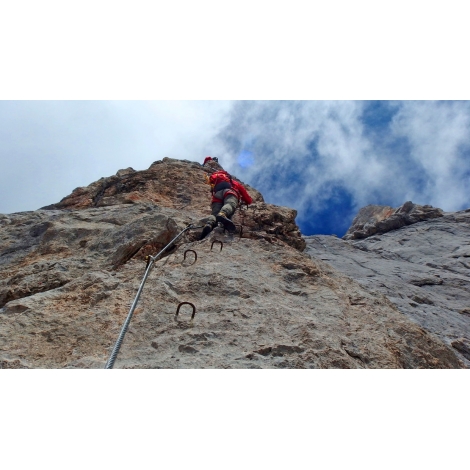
left=209, top=171, right=253, bottom=205
left=231, top=180, right=253, bottom=205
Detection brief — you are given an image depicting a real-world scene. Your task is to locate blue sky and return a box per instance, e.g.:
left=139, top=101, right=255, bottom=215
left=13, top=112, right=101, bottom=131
left=214, top=100, right=470, bottom=235
left=1, top=100, right=470, bottom=237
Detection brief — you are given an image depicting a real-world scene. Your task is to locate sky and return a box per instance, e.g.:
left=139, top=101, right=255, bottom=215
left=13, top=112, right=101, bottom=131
left=1, top=100, right=470, bottom=237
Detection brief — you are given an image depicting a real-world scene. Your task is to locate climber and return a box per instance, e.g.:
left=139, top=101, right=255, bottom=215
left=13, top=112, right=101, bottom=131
left=203, top=156, right=218, bottom=165
left=199, top=164, right=253, bottom=240
left=202, top=156, right=222, bottom=171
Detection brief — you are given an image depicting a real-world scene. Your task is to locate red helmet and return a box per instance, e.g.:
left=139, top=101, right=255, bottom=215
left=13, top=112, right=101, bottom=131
left=203, top=156, right=212, bottom=165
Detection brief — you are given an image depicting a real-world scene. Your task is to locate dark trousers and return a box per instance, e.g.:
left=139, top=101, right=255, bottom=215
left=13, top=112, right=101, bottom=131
left=208, top=189, right=238, bottom=226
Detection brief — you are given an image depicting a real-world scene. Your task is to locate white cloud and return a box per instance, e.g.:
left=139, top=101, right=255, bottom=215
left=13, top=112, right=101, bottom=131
left=215, top=100, right=470, bottom=231
left=0, top=101, right=233, bottom=214
left=390, top=101, right=470, bottom=209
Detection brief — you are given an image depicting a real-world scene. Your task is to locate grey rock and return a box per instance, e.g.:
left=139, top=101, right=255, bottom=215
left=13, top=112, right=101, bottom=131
left=116, top=167, right=136, bottom=177
left=343, top=201, right=444, bottom=240
left=0, top=215, right=463, bottom=369
left=451, top=339, right=470, bottom=361
left=305, top=209, right=470, bottom=366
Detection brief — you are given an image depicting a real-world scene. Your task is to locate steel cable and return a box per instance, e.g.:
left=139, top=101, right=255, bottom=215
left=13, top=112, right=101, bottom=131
left=104, top=224, right=198, bottom=369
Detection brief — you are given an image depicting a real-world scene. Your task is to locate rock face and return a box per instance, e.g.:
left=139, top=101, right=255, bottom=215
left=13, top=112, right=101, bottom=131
left=343, top=201, right=444, bottom=240
left=41, top=157, right=305, bottom=251
left=305, top=208, right=470, bottom=367
left=0, top=159, right=465, bottom=369
left=42, top=158, right=263, bottom=214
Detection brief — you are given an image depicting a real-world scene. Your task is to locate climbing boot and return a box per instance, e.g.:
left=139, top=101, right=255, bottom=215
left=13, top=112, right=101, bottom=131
left=199, top=223, right=214, bottom=240
left=216, top=212, right=236, bottom=232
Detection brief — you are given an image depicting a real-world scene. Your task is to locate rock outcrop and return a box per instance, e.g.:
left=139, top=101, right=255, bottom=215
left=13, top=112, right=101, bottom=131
left=42, top=158, right=263, bottom=214
left=41, top=157, right=305, bottom=251
left=343, top=201, right=444, bottom=240
left=305, top=208, right=470, bottom=367
left=0, top=159, right=465, bottom=369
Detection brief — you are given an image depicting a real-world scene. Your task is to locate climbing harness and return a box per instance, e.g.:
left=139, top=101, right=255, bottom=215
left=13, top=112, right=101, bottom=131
left=104, top=223, right=200, bottom=369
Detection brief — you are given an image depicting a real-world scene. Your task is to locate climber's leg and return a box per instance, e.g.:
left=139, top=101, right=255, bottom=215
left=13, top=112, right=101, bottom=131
left=200, top=202, right=222, bottom=240
left=220, top=195, right=238, bottom=219
left=216, top=195, right=238, bottom=232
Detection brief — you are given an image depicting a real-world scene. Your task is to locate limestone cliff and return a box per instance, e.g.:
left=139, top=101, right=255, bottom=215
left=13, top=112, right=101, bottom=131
left=0, top=159, right=465, bottom=368
left=343, top=201, right=444, bottom=240
left=306, top=205, right=470, bottom=367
